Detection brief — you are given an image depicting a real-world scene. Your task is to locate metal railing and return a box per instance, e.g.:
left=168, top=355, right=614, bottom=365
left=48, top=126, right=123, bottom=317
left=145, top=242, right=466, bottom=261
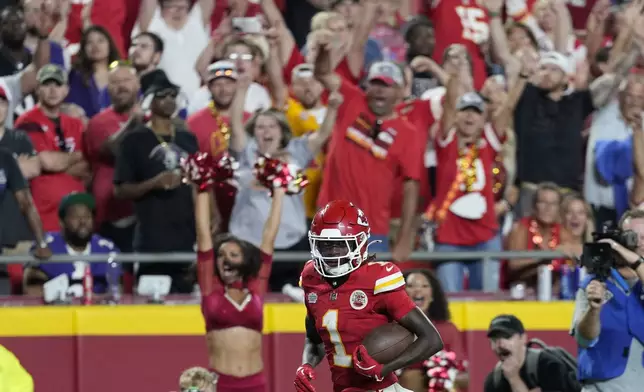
left=0, top=250, right=570, bottom=293
left=0, top=250, right=567, bottom=264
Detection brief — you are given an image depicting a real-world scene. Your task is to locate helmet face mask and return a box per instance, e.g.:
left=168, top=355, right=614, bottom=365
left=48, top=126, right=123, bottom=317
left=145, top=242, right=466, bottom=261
left=310, top=232, right=368, bottom=277
left=308, top=200, right=371, bottom=278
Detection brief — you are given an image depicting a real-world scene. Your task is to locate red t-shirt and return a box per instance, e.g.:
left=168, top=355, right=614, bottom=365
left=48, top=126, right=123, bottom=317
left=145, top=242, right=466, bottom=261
left=317, top=79, right=423, bottom=235
left=283, top=46, right=306, bottom=85
left=187, top=108, right=252, bottom=155
left=567, top=0, right=596, bottom=31
left=335, top=57, right=363, bottom=86
left=432, top=125, right=501, bottom=246
left=186, top=108, right=251, bottom=233
left=391, top=98, right=444, bottom=217
left=83, top=107, right=134, bottom=225
left=425, top=0, right=489, bottom=90
left=17, top=107, right=86, bottom=232
left=65, top=0, right=127, bottom=57
left=210, top=2, right=263, bottom=33
left=283, top=46, right=363, bottom=87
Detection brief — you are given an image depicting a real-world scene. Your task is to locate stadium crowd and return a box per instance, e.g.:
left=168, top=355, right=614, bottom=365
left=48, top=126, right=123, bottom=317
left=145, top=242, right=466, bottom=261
left=0, top=0, right=642, bottom=299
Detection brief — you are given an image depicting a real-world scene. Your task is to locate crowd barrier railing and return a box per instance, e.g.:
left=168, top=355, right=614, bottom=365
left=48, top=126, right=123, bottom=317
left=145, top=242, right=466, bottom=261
left=0, top=249, right=567, bottom=263
left=0, top=250, right=569, bottom=292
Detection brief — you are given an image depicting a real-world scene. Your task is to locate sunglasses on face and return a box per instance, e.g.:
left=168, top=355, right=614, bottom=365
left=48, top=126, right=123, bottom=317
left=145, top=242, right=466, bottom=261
left=155, top=89, right=179, bottom=99
left=228, top=53, right=254, bottom=61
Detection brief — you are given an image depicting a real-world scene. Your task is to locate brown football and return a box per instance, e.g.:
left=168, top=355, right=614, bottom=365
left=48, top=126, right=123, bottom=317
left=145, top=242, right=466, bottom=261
left=362, top=322, right=415, bottom=364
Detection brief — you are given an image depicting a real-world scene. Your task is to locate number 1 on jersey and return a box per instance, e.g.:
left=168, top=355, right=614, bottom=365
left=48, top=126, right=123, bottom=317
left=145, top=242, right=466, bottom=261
left=322, top=310, right=352, bottom=368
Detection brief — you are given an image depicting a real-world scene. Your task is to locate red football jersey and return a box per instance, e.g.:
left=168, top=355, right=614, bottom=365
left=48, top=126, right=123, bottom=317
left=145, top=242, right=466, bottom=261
left=317, top=79, right=424, bottom=235
left=424, top=0, right=489, bottom=90
left=299, top=260, right=417, bottom=392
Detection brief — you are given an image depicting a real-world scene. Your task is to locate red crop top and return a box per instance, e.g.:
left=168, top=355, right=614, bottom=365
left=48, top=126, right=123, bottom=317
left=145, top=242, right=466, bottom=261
left=198, top=250, right=273, bottom=333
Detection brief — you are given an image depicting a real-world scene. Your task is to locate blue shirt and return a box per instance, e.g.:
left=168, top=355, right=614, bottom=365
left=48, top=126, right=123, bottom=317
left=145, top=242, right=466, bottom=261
left=31, top=232, right=121, bottom=295
left=65, top=69, right=111, bottom=118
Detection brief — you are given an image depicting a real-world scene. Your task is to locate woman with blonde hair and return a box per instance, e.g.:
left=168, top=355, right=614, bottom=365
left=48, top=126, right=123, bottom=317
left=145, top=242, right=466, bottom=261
left=559, top=192, right=595, bottom=258
left=227, top=72, right=337, bottom=290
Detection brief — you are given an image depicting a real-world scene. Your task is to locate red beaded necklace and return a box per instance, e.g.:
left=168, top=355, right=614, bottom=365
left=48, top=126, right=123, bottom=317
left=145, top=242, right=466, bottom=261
left=528, top=219, right=560, bottom=249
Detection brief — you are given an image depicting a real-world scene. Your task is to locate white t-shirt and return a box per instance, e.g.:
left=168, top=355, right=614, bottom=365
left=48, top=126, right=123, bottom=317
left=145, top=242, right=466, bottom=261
left=584, top=98, right=633, bottom=208
left=132, top=4, right=209, bottom=100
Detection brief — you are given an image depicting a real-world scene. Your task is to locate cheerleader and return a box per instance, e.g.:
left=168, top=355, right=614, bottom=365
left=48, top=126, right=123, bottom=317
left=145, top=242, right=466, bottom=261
left=189, top=152, right=290, bottom=392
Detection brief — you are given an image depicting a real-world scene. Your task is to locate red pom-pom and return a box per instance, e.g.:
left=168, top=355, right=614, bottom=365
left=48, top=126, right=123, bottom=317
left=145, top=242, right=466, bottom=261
left=212, top=153, right=237, bottom=184
left=424, top=350, right=467, bottom=392
left=181, top=152, right=238, bottom=192
left=254, top=155, right=308, bottom=195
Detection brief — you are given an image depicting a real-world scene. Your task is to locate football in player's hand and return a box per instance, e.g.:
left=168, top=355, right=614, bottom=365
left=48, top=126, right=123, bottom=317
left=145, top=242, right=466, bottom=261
left=362, top=323, right=415, bottom=364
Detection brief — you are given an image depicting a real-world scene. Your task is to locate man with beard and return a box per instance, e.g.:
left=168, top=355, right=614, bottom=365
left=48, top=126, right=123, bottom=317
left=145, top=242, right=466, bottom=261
left=114, top=71, right=198, bottom=294
left=22, top=192, right=120, bottom=298
left=484, top=314, right=580, bottom=392
left=17, top=64, right=87, bottom=232
left=512, top=50, right=596, bottom=219
left=1, top=3, right=65, bottom=121
left=187, top=60, right=248, bottom=233
left=84, top=62, right=140, bottom=254
left=312, top=28, right=423, bottom=261
left=131, top=33, right=191, bottom=120
left=129, top=32, right=164, bottom=77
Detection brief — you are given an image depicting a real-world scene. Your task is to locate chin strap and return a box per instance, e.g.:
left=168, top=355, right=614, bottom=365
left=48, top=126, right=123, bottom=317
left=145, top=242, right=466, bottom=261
left=366, top=239, right=382, bottom=252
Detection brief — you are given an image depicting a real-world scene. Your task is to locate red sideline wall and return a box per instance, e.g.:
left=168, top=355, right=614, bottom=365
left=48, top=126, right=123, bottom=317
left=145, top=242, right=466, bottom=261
left=0, top=302, right=576, bottom=392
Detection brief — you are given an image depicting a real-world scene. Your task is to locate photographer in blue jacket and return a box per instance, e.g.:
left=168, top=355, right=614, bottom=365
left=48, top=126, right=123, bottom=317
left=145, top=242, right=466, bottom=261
left=571, top=209, right=644, bottom=392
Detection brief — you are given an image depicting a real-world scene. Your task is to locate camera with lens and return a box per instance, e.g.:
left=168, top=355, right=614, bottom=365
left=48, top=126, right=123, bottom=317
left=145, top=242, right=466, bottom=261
left=581, top=222, right=639, bottom=279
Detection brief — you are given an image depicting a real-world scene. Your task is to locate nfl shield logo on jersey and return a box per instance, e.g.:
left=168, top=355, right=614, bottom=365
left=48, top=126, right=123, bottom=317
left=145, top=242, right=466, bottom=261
left=350, top=290, right=368, bottom=310
left=307, top=292, right=318, bottom=304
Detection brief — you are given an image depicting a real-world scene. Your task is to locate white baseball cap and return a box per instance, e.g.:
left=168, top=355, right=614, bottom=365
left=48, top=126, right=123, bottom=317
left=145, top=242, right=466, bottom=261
left=366, top=61, right=404, bottom=86
left=538, top=51, right=572, bottom=75
left=206, top=60, right=238, bottom=82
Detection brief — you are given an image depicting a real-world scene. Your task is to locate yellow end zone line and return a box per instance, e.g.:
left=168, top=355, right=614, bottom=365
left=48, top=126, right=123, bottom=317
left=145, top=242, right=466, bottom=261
left=0, top=302, right=575, bottom=337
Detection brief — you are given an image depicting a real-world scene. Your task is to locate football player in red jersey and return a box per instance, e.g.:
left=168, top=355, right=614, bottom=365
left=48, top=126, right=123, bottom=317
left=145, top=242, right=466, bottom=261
left=294, top=200, right=444, bottom=392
